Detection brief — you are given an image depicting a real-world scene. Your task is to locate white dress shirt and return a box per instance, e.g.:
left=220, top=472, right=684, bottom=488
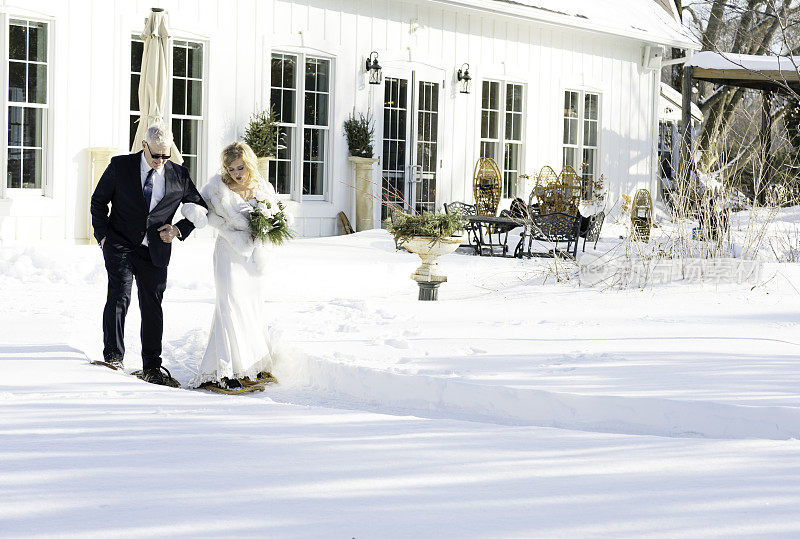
left=140, top=153, right=166, bottom=246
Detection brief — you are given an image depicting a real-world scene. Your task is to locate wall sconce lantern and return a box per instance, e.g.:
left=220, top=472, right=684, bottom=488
left=366, top=51, right=382, bottom=85
left=457, top=63, right=472, bottom=94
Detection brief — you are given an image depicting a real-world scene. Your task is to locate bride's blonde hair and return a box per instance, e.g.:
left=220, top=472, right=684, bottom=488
left=220, top=141, right=261, bottom=189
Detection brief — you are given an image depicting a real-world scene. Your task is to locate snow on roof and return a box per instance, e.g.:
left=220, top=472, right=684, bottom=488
left=465, top=0, right=699, bottom=49
left=660, top=82, right=702, bottom=122
left=686, top=51, right=800, bottom=73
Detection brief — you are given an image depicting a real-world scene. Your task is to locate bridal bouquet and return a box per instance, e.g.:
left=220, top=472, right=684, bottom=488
left=248, top=198, right=294, bottom=245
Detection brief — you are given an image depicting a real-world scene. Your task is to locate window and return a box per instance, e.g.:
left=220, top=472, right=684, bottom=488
left=504, top=84, right=523, bottom=199
left=129, top=37, right=205, bottom=183
left=480, top=81, right=524, bottom=198
left=270, top=52, right=331, bottom=198
left=563, top=90, right=599, bottom=196
left=7, top=19, right=48, bottom=191
left=129, top=36, right=143, bottom=149
left=381, top=77, right=407, bottom=219
left=269, top=53, right=295, bottom=195
left=171, top=40, right=204, bottom=183
left=479, top=81, right=500, bottom=162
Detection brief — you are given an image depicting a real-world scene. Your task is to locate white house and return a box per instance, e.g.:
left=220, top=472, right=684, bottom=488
left=0, top=0, right=698, bottom=244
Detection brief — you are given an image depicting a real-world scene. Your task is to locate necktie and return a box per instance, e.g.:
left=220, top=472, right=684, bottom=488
left=143, top=168, right=154, bottom=211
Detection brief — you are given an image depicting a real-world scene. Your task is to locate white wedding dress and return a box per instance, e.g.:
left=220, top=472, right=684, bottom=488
left=190, top=174, right=279, bottom=387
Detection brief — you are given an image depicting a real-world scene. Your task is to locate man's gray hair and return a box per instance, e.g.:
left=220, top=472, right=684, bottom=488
left=144, top=124, right=174, bottom=147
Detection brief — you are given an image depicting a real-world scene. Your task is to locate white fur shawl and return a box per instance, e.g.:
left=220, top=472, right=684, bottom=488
left=200, top=174, right=281, bottom=266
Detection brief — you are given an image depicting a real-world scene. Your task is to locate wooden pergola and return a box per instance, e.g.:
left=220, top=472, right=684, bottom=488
left=680, top=51, right=800, bottom=190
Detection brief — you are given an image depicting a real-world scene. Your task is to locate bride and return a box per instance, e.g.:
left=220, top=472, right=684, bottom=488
left=191, top=141, right=285, bottom=390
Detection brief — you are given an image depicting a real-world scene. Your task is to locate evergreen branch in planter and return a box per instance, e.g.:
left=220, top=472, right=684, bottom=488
left=343, top=112, right=375, bottom=158
left=387, top=211, right=466, bottom=246
left=243, top=108, right=281, bottom=158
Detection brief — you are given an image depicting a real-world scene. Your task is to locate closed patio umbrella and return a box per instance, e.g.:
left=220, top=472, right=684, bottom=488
left=130, top=8, right=182, bottom=164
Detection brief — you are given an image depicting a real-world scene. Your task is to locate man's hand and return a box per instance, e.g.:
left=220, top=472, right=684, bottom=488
left=100, top=237, right=106, bottom=248
left=158, top=224, right=180, bottom=243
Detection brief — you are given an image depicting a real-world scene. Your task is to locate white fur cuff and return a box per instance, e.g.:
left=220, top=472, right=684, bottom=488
left=181, top=203, right=208, bottom=228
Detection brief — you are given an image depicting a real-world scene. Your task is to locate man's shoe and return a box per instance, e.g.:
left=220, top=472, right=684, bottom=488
left=142, top=367, right=166, bottom=386
left=104, top=356, right=124, bottom=370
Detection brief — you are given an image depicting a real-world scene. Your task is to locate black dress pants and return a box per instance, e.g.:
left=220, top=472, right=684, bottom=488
left=102, top=241, right=167, bottom=370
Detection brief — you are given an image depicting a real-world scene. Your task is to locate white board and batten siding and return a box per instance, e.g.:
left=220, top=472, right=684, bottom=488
left=0, top=0, right=685, bottom=244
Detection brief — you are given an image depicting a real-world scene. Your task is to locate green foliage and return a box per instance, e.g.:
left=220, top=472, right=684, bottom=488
left=249, top=200, right=295, bottom=245
left=343, top=112, right=374, bottom=158
left=387, top=211, right=465, bottom=246
left=243, top=108, right=280, bottom=158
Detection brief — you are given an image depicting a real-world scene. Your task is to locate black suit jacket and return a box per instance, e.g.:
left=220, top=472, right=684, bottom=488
left=91, top=151, right=207, bottom=268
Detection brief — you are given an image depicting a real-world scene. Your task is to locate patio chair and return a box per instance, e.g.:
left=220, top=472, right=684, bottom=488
left=520, top=212, right=582, bottom=259
left=444, top=201, right=479, bottom=250
left=582, top=211, right=605, bottom=251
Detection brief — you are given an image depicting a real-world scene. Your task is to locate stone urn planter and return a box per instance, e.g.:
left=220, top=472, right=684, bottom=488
left=348, top=156, right=379, bottom=231
left=403, top=235, right=464, bottom=301
left=256, top=156, right=274, bottom=181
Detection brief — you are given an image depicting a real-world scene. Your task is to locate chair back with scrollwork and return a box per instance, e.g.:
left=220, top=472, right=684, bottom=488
left=472, top=158, right=502, bottom=216
left=443, top=201, right=477, bottom=218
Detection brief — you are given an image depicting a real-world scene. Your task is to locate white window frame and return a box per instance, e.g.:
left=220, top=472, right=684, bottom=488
left=169, top=38, right=207, bottom=186
left=269, top=50, right=334, bottom=202
left=479, top=79, right=526, bottom=199
left=1, top=14, right=53, bottom=199
left=128, top=34, right=208, bottom=186
left=129, top=34, right=143, bottom=151
left=562, top=88, right=601, bottom=198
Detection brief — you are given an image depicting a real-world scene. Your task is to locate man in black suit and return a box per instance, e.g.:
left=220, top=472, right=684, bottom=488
left=91, top=124, right=208, bottom=385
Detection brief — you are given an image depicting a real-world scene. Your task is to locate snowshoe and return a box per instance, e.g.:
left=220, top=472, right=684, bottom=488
left=131, top=366, right=181, bottom=388
left=90, top=359, right=123, bottom=371
left=198, top=377, right=266, bottom=395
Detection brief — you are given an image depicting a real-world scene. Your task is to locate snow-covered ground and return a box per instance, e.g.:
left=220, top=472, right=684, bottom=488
left=2, top=210, right=800, bottom=537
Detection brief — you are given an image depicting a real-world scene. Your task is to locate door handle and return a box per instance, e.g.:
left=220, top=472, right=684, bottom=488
left=409, top=164, right=423, bottom=183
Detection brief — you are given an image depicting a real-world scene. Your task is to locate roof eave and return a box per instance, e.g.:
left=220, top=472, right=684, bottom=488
left=692, top=68, right=800, bottom=93
left=426, top=0, right=701, bottom=50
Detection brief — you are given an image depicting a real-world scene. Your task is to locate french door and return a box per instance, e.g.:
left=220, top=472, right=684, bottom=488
left=381, top=70, right=441, bottom=219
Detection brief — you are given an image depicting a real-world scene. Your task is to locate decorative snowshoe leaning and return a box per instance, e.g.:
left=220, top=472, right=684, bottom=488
left=529, top=165, right=581, bottom=216
left=473, top=157, right=502, bottom=216
left=631, top=188, right=653, bottom=242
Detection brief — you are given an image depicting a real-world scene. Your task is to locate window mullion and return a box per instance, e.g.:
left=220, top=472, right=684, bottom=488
left=579, top=91, right=585, bottom=155
left=292, top=53, right=303, bottom=201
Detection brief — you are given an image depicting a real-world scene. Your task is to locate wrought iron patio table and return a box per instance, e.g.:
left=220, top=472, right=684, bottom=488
left=466, top=215, right=526, bottom=257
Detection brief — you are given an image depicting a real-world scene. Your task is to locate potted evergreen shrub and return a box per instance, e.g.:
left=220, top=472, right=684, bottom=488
left=243, top=108, right=280, bottom=180
left=344, top=112, right=379, bottom=231
left=387, top=211, right=466, bottom=301
left=344, top=112, right=374, bottom=158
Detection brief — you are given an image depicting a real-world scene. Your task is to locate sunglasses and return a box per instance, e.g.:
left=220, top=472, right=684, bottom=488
left=145, top=142, right=171, bottom=161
